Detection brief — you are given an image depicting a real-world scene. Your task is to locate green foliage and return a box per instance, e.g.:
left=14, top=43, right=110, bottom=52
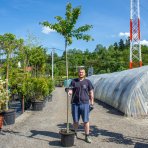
left=50, top=38, right=148, bottom=76
left=21, top=77, right=53, bottom=101
left=9, top=68, right=25, bottom=95
left=142, top=45, right=148, bottom=65
left=46, top=78, right=55, bottom=94
left=29, top=46, right=47, bottom=76
left=40, top=2, right=93, bottom=46
left=32, top=77, right=49, bottom=100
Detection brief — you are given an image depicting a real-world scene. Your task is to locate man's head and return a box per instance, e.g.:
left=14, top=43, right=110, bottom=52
left=78, top=68, right=86, bottom=79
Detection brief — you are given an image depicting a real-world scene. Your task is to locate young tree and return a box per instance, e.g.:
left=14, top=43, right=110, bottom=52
left=29, top=46, right=47, bottom=77
left=40, top=2, right=93, bottom=132
left=0, top=33, right=23, bottom=109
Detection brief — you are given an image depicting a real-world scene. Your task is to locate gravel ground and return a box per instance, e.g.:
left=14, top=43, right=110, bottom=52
left=0, top=87, right=148, bottom=148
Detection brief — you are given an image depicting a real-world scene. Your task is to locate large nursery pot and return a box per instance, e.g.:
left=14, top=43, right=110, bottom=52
left=2, top=109, right=16, bottom=125
left=31, top=101, right=44, bottom=111
left=59, top=129, right=75, bottom=147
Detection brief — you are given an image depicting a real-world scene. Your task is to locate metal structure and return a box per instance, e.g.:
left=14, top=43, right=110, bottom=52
left=129, top=0, right=142, bottom=68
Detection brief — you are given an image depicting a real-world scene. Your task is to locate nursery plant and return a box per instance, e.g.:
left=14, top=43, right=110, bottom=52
left=21, top=77, right=50, bottom=111
left=0, top=33, right=23, bottom=109
left=41, top=2, right=93, bottom=132
left=41, top=2, right=93, bottom=147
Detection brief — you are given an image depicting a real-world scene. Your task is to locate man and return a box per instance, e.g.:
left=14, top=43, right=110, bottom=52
left=68, top=68, right=94, bottom=143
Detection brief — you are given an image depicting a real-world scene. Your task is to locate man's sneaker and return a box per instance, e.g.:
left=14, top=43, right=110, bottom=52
left=85, top=135, right=92, bottom=143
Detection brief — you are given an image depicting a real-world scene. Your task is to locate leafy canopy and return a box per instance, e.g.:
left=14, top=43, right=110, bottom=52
left=40, top=2, right=93, bottom=45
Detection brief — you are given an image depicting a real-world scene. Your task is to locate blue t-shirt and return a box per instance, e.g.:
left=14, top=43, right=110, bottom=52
left=70, top=78, right=94, bottom=104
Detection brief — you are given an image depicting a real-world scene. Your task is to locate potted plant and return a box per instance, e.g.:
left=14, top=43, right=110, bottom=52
left=22, top=77, right=49, bottom=111
left=0, top=79, right=16, bottom=126
left=0, top=34, right=24, bottom=125
left=41, top=2, right=93, bottom=147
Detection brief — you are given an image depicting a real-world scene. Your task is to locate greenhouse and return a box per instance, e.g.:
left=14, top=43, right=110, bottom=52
left=88, top=66, right=148, bottom=117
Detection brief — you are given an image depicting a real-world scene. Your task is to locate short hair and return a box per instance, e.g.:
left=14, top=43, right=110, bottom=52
left=78, top=67, right=85, bottom=72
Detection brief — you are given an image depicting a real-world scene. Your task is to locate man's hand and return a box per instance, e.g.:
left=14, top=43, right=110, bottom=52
left=68, top=89, right=73, bottom=96
left=65, top=87, right=73, bottom=96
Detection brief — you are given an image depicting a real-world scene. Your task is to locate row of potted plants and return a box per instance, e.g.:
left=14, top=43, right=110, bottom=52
left=0, top=77, right=54, bottom=129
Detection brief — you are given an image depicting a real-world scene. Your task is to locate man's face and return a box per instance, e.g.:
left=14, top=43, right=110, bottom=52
left=78, top=69, right=85, bottom=79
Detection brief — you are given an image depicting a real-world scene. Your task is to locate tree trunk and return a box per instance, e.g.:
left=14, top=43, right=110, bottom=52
left=65, top=40, right=70, bottom=133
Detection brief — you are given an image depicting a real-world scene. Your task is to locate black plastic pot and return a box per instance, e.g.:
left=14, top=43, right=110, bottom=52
left=59, top=129, right=75, bottom=147
left=2, top=109, right=16, bottom=125
left=31, top=101, right=44, bottom=111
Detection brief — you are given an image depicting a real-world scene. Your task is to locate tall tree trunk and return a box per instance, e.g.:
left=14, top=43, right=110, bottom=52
left=65, top=40, right=69, bottom=133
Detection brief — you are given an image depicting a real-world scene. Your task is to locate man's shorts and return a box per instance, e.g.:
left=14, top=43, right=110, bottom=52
left=72, top=103, right=90, bottom=123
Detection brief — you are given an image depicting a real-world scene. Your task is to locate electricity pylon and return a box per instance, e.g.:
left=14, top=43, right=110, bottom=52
left=129, top=0, right=142, bottom=68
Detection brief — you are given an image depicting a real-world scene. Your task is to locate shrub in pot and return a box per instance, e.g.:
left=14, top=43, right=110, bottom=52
left=22, top=77, right=49, bottom=111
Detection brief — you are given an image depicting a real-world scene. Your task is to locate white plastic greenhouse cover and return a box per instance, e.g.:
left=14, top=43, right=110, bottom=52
left=87, top=66, right=148, bottom=117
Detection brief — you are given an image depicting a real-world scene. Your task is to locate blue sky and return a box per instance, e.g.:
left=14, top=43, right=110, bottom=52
left=0, top=0, right=148, bottom=55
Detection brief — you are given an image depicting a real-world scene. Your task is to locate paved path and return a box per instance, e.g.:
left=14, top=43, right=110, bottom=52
left=0, top=87, right=148, bottom=148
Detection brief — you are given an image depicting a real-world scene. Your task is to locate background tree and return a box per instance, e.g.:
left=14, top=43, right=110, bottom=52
left=119, top=39, right=125, bottom=51
left=29, top=46, right=47, bottom=77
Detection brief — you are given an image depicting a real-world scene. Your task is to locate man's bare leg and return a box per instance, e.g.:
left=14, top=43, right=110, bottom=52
left=84, top=122, right=89, bottom=134
left=84, top=122, right=91, bottom=143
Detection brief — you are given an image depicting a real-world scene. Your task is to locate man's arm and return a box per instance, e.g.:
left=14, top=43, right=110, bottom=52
left=89, top=90, right=94, bottom=105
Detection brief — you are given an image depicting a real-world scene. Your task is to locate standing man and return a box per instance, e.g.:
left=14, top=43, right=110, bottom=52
left=68, top=68, right=94, bottom=143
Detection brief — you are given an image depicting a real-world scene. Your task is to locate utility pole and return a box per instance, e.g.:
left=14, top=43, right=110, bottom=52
left=129, top=0, right=142, bottom=69
left=51, top=48, right=54, bottom=80
left=49, top=47, right=63, bottom=80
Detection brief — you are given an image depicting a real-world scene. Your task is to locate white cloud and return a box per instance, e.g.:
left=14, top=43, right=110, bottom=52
left=41, top=26, right=55, bottom=34
left=119, top=32, right=130, bottom=38
left=141, top=40, right=148, bottom=46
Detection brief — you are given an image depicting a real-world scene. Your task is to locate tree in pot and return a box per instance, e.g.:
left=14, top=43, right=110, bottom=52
left=0, top=33, right=23, bottom=111
left=0, top=33, right=23, bottom=125
left=41, top=2, right=93, bottom=147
